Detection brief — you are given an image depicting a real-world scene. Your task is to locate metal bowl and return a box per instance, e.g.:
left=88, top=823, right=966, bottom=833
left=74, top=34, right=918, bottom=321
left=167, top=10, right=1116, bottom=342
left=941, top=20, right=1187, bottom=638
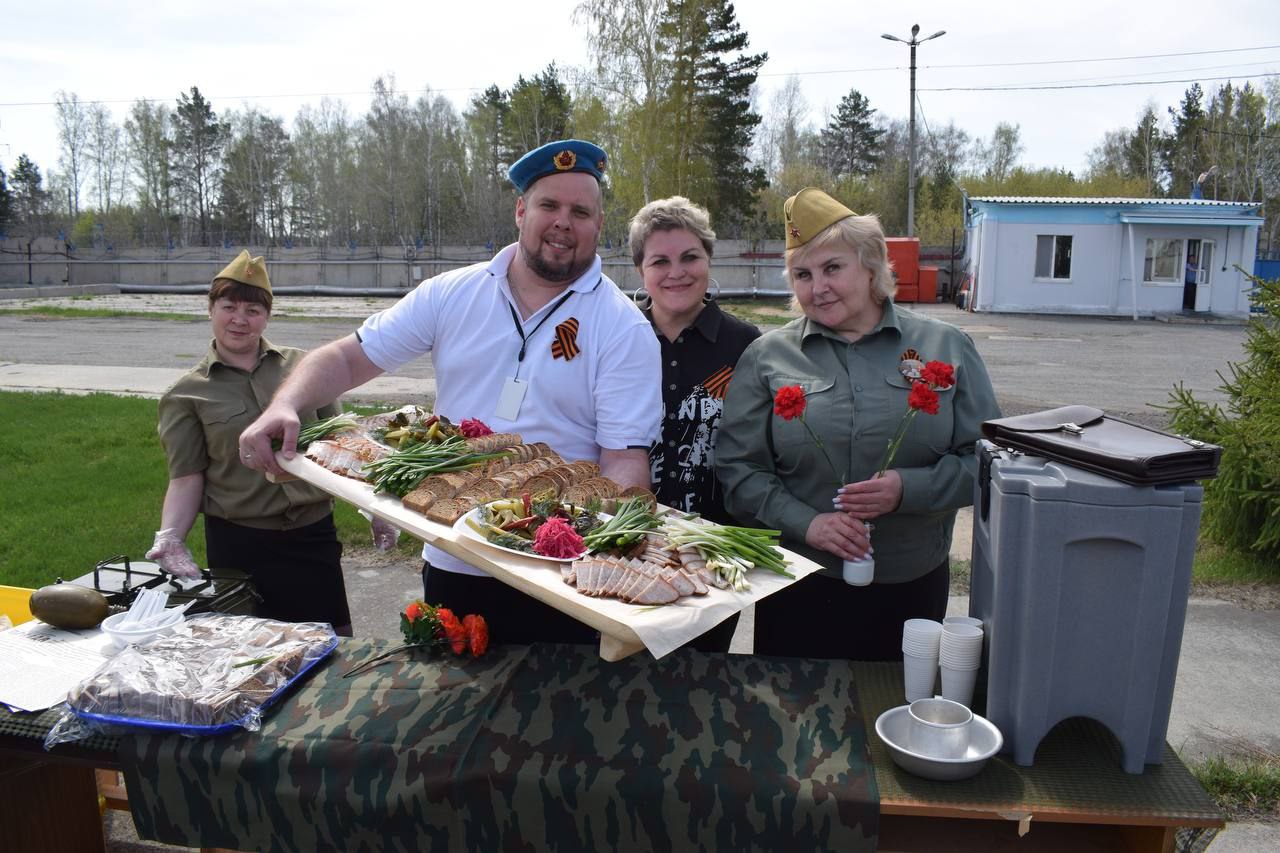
left=875, top=704, right=1004, bottom=781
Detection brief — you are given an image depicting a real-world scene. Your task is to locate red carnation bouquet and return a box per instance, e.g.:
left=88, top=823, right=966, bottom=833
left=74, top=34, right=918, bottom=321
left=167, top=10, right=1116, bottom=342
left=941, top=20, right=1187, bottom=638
left=772, top=360, right=955, bottom=482
left=344, top=599, right=489, bottom=677
left=876, top=360, right=955, bottom=475
left=772, top=361, right=953, bottom=585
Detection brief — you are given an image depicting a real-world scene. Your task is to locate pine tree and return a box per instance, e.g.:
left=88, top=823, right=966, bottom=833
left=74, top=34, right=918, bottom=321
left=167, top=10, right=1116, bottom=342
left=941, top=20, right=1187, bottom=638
left=819, top=89, right=884, bottom=179
left=659, top=0, right=767, bottom=229
left=1166, top=83, right=1206, bottom=198
left=172, top=86, right=229, bottom=245
left=10, top=154, right=48, bottom=227
left=503, top=64, right=573, bottom=163
left=1124, top=106, right=1169, bottom=196
left=0, top=165, right=12, bottom=233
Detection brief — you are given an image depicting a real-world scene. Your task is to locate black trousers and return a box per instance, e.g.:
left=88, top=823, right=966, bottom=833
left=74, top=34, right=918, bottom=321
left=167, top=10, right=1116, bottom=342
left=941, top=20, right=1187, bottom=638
left=205, top=513, right=352, bottom=632
left=752, top=560, right=950, bottom=661
left=421, top=561, right=740, bottom=652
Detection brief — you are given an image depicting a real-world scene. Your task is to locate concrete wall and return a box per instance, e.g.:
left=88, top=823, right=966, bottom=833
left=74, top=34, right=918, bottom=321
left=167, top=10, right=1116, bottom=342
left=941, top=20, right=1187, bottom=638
left=0, top=238, right=794, bottom=296
left=0, top=237, right=961, bottom=301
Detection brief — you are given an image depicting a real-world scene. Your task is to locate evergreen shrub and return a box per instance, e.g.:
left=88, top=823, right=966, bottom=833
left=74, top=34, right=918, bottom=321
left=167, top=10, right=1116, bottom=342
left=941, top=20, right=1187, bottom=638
left=1166, top=273, right=1280, bottom=568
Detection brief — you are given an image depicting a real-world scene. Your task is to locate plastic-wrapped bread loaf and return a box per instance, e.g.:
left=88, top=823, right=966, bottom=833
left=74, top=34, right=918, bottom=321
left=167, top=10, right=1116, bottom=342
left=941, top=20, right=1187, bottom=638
left=65, top=614, right=337, bottom=732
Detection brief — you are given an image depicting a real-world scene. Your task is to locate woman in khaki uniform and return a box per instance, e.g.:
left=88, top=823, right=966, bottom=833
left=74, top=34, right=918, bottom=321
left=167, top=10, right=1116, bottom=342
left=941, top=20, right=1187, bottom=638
left=146, top=251, right=353, bottom=634
left=717, top=189, right=1001, bottom=661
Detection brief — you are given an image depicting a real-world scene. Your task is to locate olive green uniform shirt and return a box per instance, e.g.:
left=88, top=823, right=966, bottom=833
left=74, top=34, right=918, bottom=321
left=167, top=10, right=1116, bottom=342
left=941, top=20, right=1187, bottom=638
left=157, top=337, right=339, bottom=530
left=716, top=302, right=1001, bottom=583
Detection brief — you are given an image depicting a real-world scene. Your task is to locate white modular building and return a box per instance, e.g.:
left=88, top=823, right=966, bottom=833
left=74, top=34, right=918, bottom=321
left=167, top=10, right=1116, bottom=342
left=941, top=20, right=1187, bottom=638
left=963, top=196, right=1264, bottom=319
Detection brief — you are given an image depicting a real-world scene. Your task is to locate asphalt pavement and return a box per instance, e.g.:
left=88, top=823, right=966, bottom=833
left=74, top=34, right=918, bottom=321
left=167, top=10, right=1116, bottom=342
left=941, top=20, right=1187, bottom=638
left=3, top=288, right=1274, bottom=850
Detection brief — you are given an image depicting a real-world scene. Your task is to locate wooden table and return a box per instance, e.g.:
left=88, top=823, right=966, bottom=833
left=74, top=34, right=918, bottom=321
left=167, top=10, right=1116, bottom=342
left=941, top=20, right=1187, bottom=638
left=854, top=663, right=1224, bottom=852
left=0, top=705, right=119, bottom=852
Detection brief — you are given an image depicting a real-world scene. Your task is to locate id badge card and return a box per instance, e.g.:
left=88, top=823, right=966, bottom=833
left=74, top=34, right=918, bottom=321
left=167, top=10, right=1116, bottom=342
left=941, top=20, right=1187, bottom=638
left=495, top=377, right=529, bottom=421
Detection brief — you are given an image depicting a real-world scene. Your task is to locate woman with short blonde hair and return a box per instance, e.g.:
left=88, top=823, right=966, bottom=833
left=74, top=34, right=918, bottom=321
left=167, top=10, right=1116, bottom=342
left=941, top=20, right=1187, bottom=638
left=717, top=188, right=1001, bottom=660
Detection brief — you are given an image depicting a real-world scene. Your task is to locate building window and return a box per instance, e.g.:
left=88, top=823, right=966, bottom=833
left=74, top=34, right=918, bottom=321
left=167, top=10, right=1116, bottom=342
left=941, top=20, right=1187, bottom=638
left=1144, top=238, right=1182, bottom=283
left=1035, top=235, right=1072, bottom=280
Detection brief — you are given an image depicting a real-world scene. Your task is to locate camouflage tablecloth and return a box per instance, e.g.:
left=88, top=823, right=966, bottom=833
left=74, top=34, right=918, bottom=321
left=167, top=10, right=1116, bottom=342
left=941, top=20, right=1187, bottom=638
left=120, top=641, right=878, bottom=852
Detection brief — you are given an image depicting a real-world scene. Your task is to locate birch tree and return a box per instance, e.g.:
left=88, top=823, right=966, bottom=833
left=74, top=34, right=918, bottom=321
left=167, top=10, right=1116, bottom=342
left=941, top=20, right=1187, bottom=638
left=125, top=99, right=175, bottom=245
left=54, top=91, right=90, bottom=216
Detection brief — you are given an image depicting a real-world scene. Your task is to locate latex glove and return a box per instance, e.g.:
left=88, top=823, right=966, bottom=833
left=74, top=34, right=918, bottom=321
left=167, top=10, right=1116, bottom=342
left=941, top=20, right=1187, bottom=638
left=145, top=528, right=202, bottom=579
left=360, top=510, right=402, bottom=552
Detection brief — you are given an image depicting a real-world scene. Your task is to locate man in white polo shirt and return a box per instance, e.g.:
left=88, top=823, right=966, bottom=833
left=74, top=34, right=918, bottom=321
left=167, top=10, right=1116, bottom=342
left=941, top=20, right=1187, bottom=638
left=238, top=139, right=661, bottom=645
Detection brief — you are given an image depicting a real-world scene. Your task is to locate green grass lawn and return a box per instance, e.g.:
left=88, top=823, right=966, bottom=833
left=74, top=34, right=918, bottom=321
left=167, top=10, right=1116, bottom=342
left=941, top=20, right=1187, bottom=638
left=1189, top=540, right=1280, bottom=584
left=1193, top=753, right=1280, bottom=820
left=0, top=391, right=372, bottom=590
left=0, top=305, right=201, bottom=322
left=3, top=389, right=1276, bottom=596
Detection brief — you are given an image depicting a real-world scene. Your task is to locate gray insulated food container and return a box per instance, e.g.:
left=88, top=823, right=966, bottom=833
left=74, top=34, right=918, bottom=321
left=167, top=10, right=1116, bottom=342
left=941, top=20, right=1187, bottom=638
left=968, top=441, right=1204, bottom=774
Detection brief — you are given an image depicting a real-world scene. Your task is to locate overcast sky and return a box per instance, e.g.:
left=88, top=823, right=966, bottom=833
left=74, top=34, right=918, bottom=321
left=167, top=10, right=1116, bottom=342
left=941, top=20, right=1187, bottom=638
left=3, top=0, right=1278, bottom=182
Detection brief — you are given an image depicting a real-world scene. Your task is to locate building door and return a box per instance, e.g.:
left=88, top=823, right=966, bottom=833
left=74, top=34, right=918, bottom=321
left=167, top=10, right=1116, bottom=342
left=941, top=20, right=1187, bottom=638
left=1195, top=241, right=1214, bottom=312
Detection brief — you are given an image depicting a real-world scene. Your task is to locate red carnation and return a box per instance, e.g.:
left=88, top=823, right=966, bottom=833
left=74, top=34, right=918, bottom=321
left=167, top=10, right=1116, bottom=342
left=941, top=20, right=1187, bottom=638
left=875, top=360, right=956, bottom=477
left=404, top=601, right=424, bottom=622
left=436, top=608, right=467, bottom=655
left=460, top=418, right=494, bottom=438
left=920, top=360, right=955, bottom=389
left=772, top=385, right=807, bottom=421
left=773, top=384, right=841, bottom=487
left=463, top=614, right=489, bottom=657
left=908, top=383, right=940, bottom=415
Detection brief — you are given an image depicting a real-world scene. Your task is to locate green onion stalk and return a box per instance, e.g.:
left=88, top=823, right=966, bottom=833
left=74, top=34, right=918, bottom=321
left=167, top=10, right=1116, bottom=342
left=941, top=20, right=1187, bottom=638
left=664, top=517, right=793, bottom=591
left=581, top=497, right=661, bottom=554
left=294, top=413, right=362, bottom=451
left=362, top=436, right=511, bottom=497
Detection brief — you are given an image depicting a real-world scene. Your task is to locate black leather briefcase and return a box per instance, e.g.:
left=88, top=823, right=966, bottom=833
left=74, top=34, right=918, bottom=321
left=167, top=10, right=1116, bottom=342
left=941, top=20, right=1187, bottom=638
left=981, top=405, right=1221, bottom=485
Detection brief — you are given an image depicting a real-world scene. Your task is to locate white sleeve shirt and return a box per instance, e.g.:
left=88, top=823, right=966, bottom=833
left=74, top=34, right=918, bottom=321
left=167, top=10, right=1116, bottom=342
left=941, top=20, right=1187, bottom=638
left=357, top=244, right=662, bottom=575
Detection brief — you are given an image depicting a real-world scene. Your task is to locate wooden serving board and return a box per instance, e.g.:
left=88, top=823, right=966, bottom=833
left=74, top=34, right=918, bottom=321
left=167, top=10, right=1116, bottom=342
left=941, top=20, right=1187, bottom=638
left=276, top=453, right=825, bottom=661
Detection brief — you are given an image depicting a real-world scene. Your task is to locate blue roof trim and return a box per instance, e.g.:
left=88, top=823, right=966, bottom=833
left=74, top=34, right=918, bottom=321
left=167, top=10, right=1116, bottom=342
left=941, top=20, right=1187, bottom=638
left=969, top=196, right=1259, bottom=208
left=1119, top=212, right=1264, bottom=227
left=968, top=197, right=1262, bottom=227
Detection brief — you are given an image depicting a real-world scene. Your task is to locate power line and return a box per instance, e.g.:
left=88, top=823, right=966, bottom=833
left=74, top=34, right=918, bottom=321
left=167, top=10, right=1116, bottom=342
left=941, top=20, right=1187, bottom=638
left=921, top=71, right=1280, bottom=93
left=1201, top=126, right=1280, bottom=141
left=923, top=43, right=1280, bottom=70
left=757, top=44, right=1280, bottom=79
left=0, top=85, right=486, bottom=110
left=7, top=45, right=1279, bottom=110
left=1000, top=59, right=1280, bottom=88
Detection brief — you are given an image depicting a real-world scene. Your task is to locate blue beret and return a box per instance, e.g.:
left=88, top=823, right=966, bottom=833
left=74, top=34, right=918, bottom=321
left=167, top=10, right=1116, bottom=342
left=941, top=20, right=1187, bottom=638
left=507, top=139, right=608, bottom=193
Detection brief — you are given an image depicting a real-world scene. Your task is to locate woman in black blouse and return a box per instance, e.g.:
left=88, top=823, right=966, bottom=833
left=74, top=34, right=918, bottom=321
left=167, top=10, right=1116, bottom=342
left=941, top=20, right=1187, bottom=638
left=628, top=196, right=760, bottom=652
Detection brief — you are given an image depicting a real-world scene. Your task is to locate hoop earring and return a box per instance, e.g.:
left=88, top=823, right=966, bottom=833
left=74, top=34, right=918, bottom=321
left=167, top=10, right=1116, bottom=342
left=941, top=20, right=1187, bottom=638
left=633, top=287, right=653, bottom=310
left=703, top=277, right=720, bottom=304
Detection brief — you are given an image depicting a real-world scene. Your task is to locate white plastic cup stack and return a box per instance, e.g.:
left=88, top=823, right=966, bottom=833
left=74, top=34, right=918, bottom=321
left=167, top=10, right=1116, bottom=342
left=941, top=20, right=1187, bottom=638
left=939, top=622, right=985, bottom=707
left=901, top=619, right=943, bottom=703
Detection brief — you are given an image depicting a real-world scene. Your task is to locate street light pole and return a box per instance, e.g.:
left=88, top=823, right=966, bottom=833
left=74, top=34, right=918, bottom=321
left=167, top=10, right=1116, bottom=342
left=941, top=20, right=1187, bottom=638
left=882, top=24, right=946, bottom=238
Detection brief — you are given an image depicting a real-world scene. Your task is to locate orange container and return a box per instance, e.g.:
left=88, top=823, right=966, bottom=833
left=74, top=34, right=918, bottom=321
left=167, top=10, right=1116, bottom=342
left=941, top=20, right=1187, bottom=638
left=918, top=266, right=938, bottom=303
left=886, top=238, right=920, bottom=285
